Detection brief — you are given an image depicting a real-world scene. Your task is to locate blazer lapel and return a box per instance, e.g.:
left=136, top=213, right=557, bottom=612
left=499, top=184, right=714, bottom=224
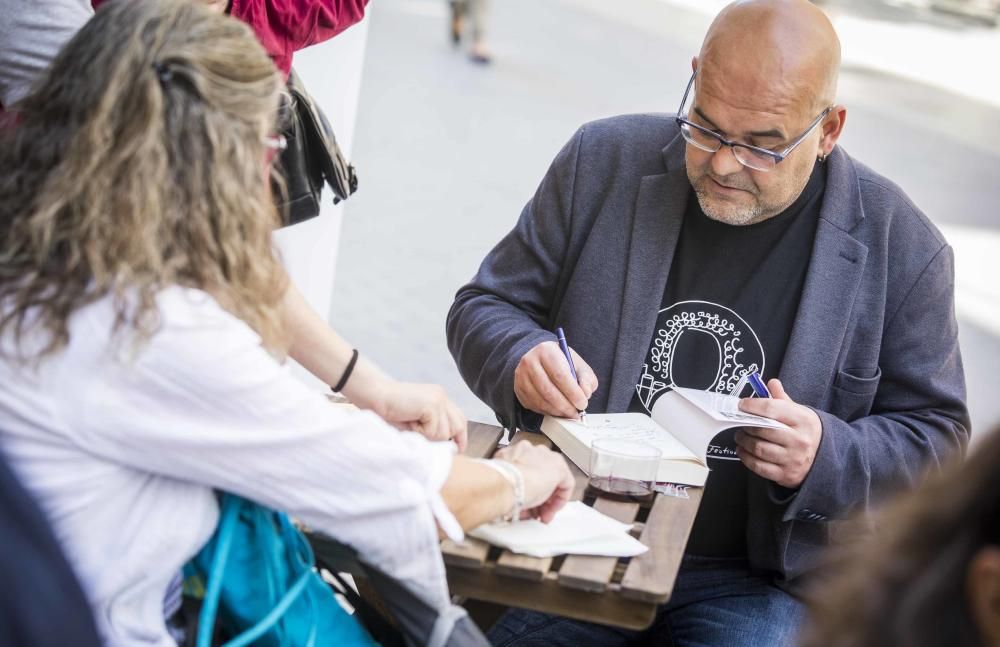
left=606, top=139, right=690, bottom=412
left=778, top=147, right=869, bottom=407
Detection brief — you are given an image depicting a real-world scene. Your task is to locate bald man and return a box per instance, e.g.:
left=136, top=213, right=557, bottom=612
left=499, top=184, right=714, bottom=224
left=447, top=0, right=969, bottom=644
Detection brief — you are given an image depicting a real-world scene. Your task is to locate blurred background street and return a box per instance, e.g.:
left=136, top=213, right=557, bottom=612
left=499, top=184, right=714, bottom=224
left=319, top=0, right=1000, bottom=433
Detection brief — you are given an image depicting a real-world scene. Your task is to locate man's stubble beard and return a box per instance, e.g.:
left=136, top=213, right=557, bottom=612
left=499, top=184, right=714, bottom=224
left=688, top=171, right=766, bottom=226
left=692, top=185, right=765, bottom=226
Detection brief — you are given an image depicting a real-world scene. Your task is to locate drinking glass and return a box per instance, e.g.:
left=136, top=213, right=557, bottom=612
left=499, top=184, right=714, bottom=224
left=585, top=438, right=661, bottom=504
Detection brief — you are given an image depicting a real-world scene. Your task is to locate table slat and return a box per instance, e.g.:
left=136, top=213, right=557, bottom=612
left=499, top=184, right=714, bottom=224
left=556, top=498, right=639, bottom=592
left=447, top=567, right=657, bottom=631
left=464, top=421, right=505, bottom=459
left=495, top=552, right=551, bottom=581
left=505, top=429, right=553, bottom=449
left=441, top=537, right=491, bottom=569
left=620, top=488, right=703, bottom=602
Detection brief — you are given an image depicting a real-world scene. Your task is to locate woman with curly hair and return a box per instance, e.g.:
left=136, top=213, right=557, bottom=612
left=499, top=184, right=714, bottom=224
left=0, top=1, right=573, bottom=644
left=2, top=0, right=470, bottom=454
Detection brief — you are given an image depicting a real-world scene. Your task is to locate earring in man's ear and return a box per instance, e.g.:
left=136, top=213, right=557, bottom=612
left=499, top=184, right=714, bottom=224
left=818, top=152, right=827, bottom=163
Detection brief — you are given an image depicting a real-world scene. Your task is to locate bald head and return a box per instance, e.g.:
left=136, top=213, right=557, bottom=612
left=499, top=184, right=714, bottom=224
left=699, top=0, right=841, bottom=115
left=683, top=0, right=848, bottom=226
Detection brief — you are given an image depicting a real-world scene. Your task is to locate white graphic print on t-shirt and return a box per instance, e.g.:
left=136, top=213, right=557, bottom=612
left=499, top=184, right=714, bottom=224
left=635, top=300, right=765, bottom=460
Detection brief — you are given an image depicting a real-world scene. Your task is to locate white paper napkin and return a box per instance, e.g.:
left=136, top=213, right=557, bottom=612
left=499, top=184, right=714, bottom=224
left=468, top=501, right=648, bottom=558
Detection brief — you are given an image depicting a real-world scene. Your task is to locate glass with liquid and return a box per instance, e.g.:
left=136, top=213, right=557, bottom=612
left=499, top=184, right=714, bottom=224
left=584, top=438, right=661, bottom=504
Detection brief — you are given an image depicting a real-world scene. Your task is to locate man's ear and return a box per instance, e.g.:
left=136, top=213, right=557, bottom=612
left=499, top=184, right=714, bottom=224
left=819, top=105, right=847, bottom=158
left=968, top=545, right=1000, bottom=645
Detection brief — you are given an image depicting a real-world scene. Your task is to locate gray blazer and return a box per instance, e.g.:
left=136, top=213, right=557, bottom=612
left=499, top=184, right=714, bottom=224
left=446, top=114, right=970, bottom=586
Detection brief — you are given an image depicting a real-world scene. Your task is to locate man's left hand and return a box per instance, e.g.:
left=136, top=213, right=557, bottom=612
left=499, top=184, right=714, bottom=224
left=735, top=378, right=822, bottom=489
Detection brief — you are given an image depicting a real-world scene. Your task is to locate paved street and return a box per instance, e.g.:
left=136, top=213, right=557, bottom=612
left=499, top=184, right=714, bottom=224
left=324, top=0, right=1000, bottom=431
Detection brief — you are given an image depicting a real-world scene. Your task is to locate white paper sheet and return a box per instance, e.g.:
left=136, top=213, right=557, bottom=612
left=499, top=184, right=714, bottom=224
left=468, top=501, right=648, bottom=558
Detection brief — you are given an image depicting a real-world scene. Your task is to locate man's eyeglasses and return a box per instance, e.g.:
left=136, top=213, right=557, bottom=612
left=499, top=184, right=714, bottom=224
left=675, top=72, right=831, bottom=172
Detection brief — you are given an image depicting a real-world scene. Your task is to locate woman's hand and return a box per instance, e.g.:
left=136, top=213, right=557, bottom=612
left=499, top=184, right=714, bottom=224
left=494, top=441, right=574, bottom=523
left=368, top=380, right=468, bottom=452
left=277, top=282, right=468, bottom=449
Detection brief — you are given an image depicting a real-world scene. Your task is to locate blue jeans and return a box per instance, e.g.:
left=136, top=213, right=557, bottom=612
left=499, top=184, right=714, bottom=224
left=487, top=557, right=804, bottom=647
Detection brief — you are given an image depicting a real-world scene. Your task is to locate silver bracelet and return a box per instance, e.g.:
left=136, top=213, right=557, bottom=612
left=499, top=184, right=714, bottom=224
left=476, top=459, right=525, bottom=523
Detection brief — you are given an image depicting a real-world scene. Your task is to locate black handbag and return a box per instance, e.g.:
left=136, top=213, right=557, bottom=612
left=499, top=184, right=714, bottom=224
left=274, top=69, right=359, bottom=226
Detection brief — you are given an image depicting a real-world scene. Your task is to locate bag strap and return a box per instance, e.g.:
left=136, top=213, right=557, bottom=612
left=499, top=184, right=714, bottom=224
left=318, top=561, right=406, bottom=647
left=223, top=571, right=313, bottom=647
left=196, top=495, right=242, bottom=647
left=427, top=605, right=475, bottom=647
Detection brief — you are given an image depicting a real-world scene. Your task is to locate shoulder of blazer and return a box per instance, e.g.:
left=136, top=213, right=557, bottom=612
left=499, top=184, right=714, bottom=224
left=853, top=155, right=948, bottom=251
left=572, top=113, right=682, bottom=177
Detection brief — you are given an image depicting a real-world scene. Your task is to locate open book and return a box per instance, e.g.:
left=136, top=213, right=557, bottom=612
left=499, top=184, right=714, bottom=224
left=541, top=387, right=790, bottom=487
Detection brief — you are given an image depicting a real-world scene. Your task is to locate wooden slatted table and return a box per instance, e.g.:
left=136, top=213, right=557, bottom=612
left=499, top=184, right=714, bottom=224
left=444, top=421, right=703, bottom=630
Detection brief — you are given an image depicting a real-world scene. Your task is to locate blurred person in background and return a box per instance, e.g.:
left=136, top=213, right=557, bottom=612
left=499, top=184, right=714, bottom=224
left=800, top=426, right=1000, bottom=647
left=0, top=0, right=94, bottom=110
left=0, top=448, right=102, bottom=647
left=0, top=0, right=471, bottom=449
left=0, top=1, right=574, bottom=643
left=450, top=0, right=491, bottom=64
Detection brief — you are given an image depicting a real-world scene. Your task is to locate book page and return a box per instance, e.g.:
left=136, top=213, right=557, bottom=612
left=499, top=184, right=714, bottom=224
left=559, top=413, right=698, bottom=461
left=649, top=392, right=721, bottom=462
left=672, top=387, right=790, bottom=429
left=649, top=388, right=791, bottom=463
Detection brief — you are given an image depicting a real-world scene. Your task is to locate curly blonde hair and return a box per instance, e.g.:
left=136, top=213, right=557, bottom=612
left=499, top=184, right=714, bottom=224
left=0, top=0, right=288, bottom=360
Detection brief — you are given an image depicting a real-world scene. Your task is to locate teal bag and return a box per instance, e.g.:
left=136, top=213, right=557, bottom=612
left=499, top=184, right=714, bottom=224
left=183, top=494, right=377, bottom=647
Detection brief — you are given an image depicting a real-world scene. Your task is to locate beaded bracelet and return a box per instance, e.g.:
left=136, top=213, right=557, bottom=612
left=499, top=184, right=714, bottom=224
left=476, top=459, right=525, bottom=524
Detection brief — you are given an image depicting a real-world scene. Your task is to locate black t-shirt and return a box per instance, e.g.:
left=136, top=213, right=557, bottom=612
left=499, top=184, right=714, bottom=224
left=627, top=162, right=826, bottom=557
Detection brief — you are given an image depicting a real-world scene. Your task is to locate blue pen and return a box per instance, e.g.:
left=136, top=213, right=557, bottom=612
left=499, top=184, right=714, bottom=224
left=747, top=371, right=772, bottom=398
left=555, top=327, right=588, bottom=425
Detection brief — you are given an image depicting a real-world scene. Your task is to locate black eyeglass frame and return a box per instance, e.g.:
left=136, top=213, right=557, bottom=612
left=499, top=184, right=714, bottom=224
left=674, top=71, right=832, bottom=172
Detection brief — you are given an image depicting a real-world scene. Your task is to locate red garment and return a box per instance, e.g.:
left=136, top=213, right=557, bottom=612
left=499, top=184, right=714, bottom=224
left=228, top=0, right=368, bottom=76
left=91, top=0, right=368, bottom=76
left=0, top=108, right=17, bottom=130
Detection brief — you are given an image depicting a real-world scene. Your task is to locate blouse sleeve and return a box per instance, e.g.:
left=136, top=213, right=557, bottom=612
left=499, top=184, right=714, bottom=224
left=55, top=288, right=460, bottom=607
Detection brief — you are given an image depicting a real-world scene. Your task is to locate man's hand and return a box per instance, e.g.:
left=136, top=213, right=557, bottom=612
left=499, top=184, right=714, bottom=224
left=374, top=380, right=468, bottom=452
left=494, top=440, right=575, bottom=523
left=514, top=341, right=599, bottom=418
left=735, top=378, right=822, bottom=489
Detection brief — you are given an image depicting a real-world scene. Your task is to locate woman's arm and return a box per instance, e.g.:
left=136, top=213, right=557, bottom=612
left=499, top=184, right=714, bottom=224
left=279, top=283, right=571, bottom=526
left=444, top=444, right=574, bottom=533
left=280, top=279, right=468, bottom=449
left=441, top=457, right=512, bottom=532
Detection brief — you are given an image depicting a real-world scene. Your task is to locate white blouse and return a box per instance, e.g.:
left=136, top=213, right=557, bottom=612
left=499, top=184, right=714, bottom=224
left=0, top=287, right=462, bottom=646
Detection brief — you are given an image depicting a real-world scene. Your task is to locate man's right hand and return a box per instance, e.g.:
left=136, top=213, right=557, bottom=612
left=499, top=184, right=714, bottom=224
left=514, top=341, right=598, bottom=418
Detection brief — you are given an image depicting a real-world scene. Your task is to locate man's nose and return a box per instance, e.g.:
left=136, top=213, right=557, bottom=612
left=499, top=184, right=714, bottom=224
left=710, top=144, right=744, bottom=177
